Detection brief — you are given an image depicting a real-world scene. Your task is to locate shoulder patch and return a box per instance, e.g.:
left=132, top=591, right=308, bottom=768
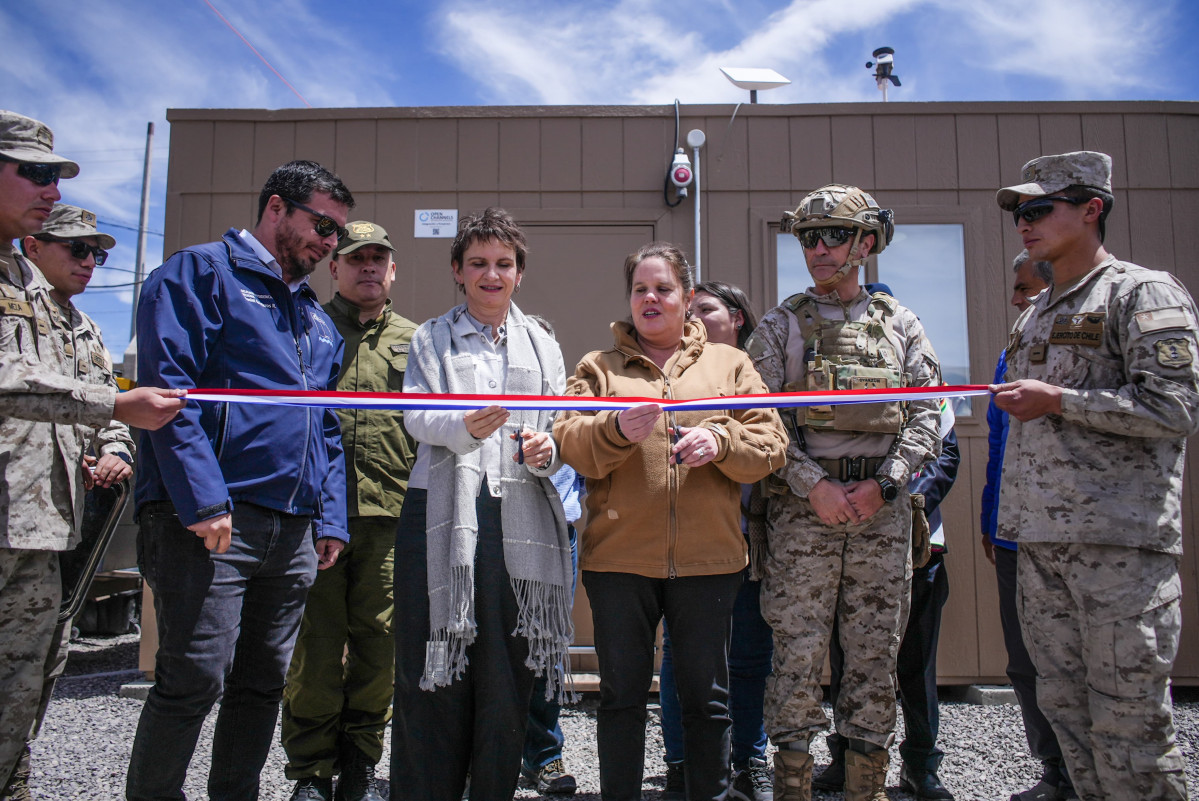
left=390, top=343, right=409, bottom=355
left=745, top=334, right=768, bottom=360
left=1156, top=339, right=1193, bottom=369
left=1135, top=307, right=1191, bottom=335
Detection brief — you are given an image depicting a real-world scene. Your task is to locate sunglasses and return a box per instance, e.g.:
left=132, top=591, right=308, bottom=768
left=41, top=238, right=108, bottom=265
left=282, top=197, right=346, bottom=239
left=797, top=226, right=854, bottom=250
left=1011, top=196, right=1085, bottom=226
left=3, top=159, right=63, bottom=187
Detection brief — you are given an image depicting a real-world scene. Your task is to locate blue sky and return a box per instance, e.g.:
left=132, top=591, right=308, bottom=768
left=4, top=0, right=1198, bottom=357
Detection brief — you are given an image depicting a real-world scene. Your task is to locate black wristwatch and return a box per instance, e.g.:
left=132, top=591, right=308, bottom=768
left=874, top=476, right=899, bottom=502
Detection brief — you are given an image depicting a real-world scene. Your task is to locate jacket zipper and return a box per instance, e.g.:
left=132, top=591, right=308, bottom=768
left=619, top=344, right=681, bottom=579
left=664, top=376, right=678, bottom=579
left=213, top=378, right=232, bottom=458
left=287, top=309, right=312, bottom=512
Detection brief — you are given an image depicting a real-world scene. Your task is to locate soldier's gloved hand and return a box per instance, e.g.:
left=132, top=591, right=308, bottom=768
left=807, top=478, right=857, bottom=526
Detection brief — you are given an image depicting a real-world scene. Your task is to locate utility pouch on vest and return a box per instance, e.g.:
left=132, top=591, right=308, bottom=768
left=795, top=364, right=903, bottom=433
left=910, top=492, right=931, bottom=569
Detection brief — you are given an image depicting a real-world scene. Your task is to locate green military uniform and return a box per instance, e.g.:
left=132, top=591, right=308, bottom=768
left=281, top=291, right=418, bottom=779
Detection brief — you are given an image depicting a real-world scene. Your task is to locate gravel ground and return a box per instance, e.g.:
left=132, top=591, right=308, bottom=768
left=31, top=633, right=1199, bottom=800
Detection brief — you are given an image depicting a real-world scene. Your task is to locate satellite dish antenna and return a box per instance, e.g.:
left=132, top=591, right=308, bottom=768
left=719, top=67, right=791, bottom=103
left=865, top=47, right=901, bottom=102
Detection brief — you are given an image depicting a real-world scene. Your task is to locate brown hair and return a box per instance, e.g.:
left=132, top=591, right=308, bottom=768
left=623, top=242, right=694, bottom=298
left=695, top=280, right=758, bottom=349
left=450, top=207, right=528, bottom=273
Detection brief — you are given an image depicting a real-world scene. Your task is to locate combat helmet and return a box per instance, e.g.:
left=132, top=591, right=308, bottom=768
left=783, top=184, right=894, bottom=287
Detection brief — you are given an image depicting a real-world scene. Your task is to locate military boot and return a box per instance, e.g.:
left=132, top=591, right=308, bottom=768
left=0, top=745, right=32, bottom=801
left=844, top=749, right=889, bottom=801
left=772, top=750, right=813, bottom=801
left=335, top=742, right=384, bottom=801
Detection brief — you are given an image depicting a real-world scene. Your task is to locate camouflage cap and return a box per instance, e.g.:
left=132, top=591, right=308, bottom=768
left=996, top=150, right=1112, bottom=211
left=0, top=110, right=80, bottom=178
left=335, top=220, right=394, bottom=255
left=38, top=204, right=116, bottom=249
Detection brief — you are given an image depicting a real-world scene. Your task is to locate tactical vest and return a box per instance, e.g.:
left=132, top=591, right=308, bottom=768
left=782, top=291, right=905, bottom=434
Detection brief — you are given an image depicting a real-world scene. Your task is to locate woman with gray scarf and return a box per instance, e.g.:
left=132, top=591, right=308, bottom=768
left=390, top=208, right=573, bottom=801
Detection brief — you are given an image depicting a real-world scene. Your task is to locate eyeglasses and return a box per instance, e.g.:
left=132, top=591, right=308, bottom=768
left=41, top=238, right=108, bottom=265
left=797, top=226, right=854, bottom=250
left=67, top=240, right=108, bottom=265
left=281, top=197, right=346, bottom=239
left=1011, top=196, right=1085, bottom=226
left=2, top=158, right=62, bottom=187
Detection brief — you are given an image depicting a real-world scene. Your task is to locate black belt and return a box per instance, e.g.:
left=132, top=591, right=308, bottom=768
left=815, top=456, right=886, bottom=482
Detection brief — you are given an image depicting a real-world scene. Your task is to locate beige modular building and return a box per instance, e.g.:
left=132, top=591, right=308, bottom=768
left=161, top=100, right=1199, bottom=684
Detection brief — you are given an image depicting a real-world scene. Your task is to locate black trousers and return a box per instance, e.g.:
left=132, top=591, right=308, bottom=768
left=390, top=490, right=534, bottom=801
left=583, top=569, right=742, bottom=801
left=995, top=546, right=1066, bottom=775
left=828, top=550, right=949, bottom=771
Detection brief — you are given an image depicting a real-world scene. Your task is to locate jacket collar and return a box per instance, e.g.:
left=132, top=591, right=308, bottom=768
left=329, top=292, right=391, bottom=329
left=612, top=318, right=707, bottom=375
left=1039, top=254, right=1118, bottom=310
left=221, top=228, right=319, bottom=303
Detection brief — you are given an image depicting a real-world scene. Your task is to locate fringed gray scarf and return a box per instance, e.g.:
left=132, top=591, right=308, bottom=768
left=412, top=302, right=575, bottom=702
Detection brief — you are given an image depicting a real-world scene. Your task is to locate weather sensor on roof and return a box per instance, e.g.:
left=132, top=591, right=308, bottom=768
left=719, top=67, right=791, bottom=103
left=866, top=47, right=900, bottom=102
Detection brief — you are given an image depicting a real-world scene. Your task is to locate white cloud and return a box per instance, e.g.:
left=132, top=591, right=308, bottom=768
left=936, top=0, right=1175, bottom=96
left=433, top=0, right=1183, bottom=105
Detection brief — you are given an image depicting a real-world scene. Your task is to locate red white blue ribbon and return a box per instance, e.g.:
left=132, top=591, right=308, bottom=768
left=184, top=385, right=991, bottom=412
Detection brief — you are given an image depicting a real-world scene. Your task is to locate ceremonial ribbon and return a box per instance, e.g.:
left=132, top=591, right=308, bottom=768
left=184, top=385, right=992, bottom=412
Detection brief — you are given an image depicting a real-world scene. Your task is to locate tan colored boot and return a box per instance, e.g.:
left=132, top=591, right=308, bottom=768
left=844, top=749, right=889, bottom=801
left=772, top=749, right=813, bottom=801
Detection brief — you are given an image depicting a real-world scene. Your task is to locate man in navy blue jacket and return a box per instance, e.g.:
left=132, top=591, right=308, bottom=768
left=127, top=161, right=354, bottom=801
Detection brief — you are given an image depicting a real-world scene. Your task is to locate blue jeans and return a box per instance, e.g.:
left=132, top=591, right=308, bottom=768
left=126, top=502, right=317, bottom=801
left=660, top=573, right=773, bottom=767
left=522, top=523, right=578, bottom=772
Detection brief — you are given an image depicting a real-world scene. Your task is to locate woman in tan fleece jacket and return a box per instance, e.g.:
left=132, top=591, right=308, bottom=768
left=555, top=243, right=787, bottom=801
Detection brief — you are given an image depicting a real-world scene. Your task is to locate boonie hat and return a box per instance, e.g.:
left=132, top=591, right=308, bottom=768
left=0, top=110, right=80, bottom=178
left=39, top=204, right=116, bottom=249
left=996, top=151, right=1112, bottom=211
left=336, top=220, right=394, bottom=255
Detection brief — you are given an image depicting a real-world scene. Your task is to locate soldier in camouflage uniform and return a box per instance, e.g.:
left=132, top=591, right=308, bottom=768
left=0, top=111, right=183, bottom=799
left=993, top=151, right=1199, bottom=801
left=746, top=185, right=941, bottom=801
left=13, top=203, right=136, bottom=794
